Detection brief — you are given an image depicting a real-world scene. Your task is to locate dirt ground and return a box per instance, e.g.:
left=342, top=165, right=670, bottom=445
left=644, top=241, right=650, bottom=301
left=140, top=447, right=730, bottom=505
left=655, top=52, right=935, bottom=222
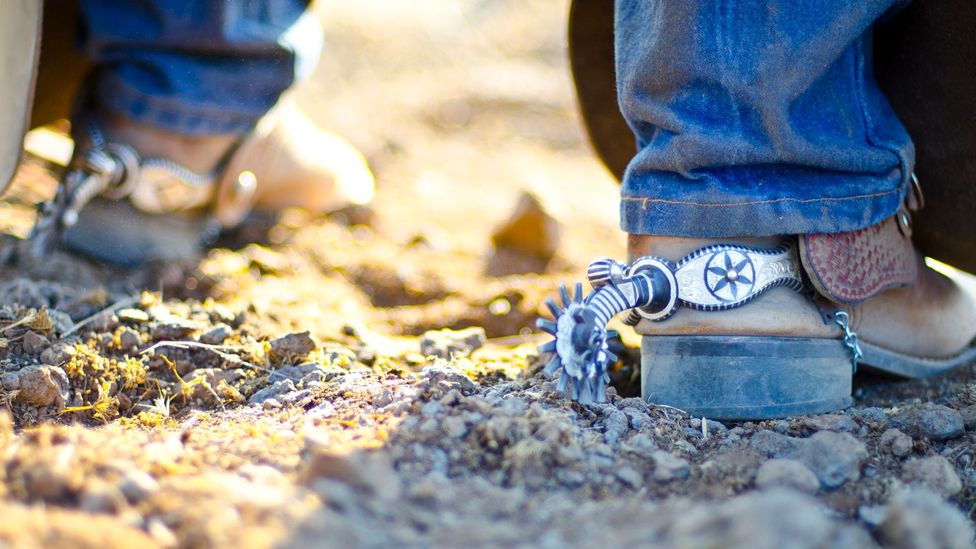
left=0, top=1, right=974, bottom=547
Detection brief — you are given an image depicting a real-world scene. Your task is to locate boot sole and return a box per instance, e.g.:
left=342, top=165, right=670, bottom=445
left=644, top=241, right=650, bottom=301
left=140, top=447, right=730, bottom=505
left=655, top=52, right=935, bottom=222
left=63, top=198, right=208, bottom=267
left=858, top=340, right=976, bottom=379
left=641, top=335, right=853, bottom=420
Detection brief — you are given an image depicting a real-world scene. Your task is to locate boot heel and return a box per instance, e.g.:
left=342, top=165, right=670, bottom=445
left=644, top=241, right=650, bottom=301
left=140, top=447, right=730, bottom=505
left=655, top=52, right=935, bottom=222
left=641, top=335, right=852, bottom=420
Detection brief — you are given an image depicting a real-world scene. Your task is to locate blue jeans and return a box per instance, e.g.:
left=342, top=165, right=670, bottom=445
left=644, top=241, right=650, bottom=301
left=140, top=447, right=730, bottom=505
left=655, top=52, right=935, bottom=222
left=78, top=0, right=321, bottom=136
left=616, top=0, right=913, bottom=237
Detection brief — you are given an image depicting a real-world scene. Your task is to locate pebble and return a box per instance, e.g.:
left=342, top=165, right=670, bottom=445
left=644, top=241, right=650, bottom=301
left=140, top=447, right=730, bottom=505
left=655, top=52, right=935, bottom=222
left=419, top=327, right=486, bottom=359
left=879, top=488, right=974, bottom=549
left=306, top=401, right=336, bottom=420
left=621, top=432, right=658, bottom=459
left=651, top=450, right=690, bottom=482
left=12, top=364, right=69, bottom=408
left=79, top=483, right=127, bottom=514
left=748, top=430, right=804, bottom=458
left=958, top=405, right=976, bottom=430
left=39, top=342, right=75, bottom=365
left=893, top=403, right=964, bottom=441
left=849, top=407, right=888, bottom=427
left=117, top=328, right=140, bottom=351
left=118, top=469, right=160, bottom=503
left=755, top=459, right=820, bottom=495
left=858, top=504, right=888, bottom=527
left=1, top=371, right=18, bottom=391
left=199, top=324, right=232, bottom=345
left=902, top=456, right=962, bottom=497
left=248, top=379, right=297, bottom=404
left=801, top=414, right=856, bottom=433
left=150, top=320, right=200, bottom=341
left=269, top=331, right=316, bottom=364
left=117, top=308, right=149, bottom=323
left=418, top=363, right=477, bottom=394
left=442, top=416, right=468, bottom=439
left=615, top=466, right=643, bottom=488
left=791, top=431, right=867, bottom=489
left=602, top=410, right=629, bottom=446
left=489, top=191, right=560, bottom=264
left=663, top=489, right=874, bottom=548
left=880, top=428, right=913, bottom=457
left=273, top=362, right=331, bottom=384
left=22, top=331, right=49, bottom=355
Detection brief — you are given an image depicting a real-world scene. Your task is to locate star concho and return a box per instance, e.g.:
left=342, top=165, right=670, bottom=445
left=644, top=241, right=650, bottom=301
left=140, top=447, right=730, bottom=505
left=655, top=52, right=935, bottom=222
left=668, top=242, right=805, bottom=313
left=704, top=250, right=755, bottom=302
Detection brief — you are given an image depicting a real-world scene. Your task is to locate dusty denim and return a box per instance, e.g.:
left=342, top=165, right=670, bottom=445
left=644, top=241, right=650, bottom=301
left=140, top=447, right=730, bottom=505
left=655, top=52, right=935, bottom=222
left=615, top=1, right=914, bottom=237
left=77, top=0, right=321, bottom=136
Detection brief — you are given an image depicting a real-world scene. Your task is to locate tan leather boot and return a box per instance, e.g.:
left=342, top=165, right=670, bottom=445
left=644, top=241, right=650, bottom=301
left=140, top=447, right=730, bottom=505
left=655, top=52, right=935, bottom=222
left=626, top=215, right=976, bottom=419
left=62, top=103, right=374, bottom=266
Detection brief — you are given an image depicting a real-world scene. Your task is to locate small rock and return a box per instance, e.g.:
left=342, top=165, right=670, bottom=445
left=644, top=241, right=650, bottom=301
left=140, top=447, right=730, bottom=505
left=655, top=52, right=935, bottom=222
left=146, top=519, right=178, bottom=547
left=118, top=470, right=160, bottom=503
left=791, top=431, right=867, bottom=489
left=850, top=407, right=888, bottom=427
left=13, top=364, right=69, bottom=408
left=902, top=456, right=963, bottom=497
left=615, top=466, right=643, bottom=488
left=603, top=410, right=629, bottom=446
left=880, top=428, right=913, bottom=457
left=150, top=320, right=199, bottom=341
left=802, top=414, right=856, bottom=433
left=488, top=191, right=561, bottom=275
left=89, top=311, right=117, bottom=333
left=419, top=327, right=486, bottom=359
left=418, top=363, right=477, bottom=394
left=1, top=371, right=18, bottom=391
left=39, top=342, right=75, bottom=365
left=442, top=416, right=468, bottom=438
left=273, top=362, right=331, bottom=384
left=199, top=324, right=232, bottom=345
left=261, top=398, right=282, bottom=410
left=893, top=403, right=964, bottom=441
left=755, top=459, right=820, bottom=495
left=621, top=432, right=658, bottom=459
left=652, top=450, right=690, bottom=482
left=117, top=308, right=149, bottom=323
left=858, top=504, right=888, bottom=527
left=879, top=488, right=974, bottom=549
left=300, top=449, right=400, bottom=501
left=22, top=331, right=49, bottom=355
left=118, top=328, right=140, bottom=351
left=664, top=489, right=874, bottom=548
left=79, top=483, right=127, bottom=514
left=269, top=332, right=316, bottom=364
left=958, top=405, right=976, bottom=430
left=306, top=401, right=336, bottom=420
left=248, top=379, right=297, bottom=404
left=749, top=430, right=804, bottom=458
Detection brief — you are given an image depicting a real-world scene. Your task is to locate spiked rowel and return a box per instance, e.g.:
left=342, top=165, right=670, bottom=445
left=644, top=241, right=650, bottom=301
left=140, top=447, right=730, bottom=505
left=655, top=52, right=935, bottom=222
left=537, top=261, right=668, bottom=404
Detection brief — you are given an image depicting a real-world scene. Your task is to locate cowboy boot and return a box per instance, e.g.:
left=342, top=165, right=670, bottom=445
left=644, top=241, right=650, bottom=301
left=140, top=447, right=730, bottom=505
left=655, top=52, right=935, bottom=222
left=61, top=102, right=374, bottom=266
left=626, top=212, right=976, bottom=420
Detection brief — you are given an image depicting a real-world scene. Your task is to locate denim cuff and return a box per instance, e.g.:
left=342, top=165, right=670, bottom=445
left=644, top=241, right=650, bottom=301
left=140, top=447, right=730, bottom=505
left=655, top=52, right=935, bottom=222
left=93, top=72, right=260, bottom=136
left=620, top=169, right=907, bottom=237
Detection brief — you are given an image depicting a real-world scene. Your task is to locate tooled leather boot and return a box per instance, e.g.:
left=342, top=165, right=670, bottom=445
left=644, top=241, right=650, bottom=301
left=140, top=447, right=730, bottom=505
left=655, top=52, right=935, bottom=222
left=625, top=213, right=976, bottom=420
left=60, top=102, right=375, bottom=266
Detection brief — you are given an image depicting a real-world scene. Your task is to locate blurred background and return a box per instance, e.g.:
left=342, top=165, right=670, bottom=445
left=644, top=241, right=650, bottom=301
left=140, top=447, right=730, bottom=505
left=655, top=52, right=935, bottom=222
left=297, top=0, right=624, bottom=265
